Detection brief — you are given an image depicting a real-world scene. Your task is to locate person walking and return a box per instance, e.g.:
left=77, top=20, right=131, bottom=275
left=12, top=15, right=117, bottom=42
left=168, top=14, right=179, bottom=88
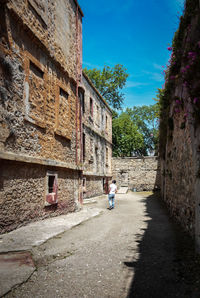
left=108, top=180, right=117, bottom=210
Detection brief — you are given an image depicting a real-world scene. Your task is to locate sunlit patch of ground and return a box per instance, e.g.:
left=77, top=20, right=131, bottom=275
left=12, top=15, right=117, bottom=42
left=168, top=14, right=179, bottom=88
left=131, top=191, right=154, bottom=197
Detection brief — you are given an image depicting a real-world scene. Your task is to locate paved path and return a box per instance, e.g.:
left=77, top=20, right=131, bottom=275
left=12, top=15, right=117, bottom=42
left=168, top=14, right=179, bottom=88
left=4, top=192, right=200, bottom=297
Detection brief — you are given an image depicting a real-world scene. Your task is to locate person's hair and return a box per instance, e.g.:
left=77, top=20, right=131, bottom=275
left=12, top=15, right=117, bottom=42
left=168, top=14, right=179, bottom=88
left=112, top=180, right=116, bottom=184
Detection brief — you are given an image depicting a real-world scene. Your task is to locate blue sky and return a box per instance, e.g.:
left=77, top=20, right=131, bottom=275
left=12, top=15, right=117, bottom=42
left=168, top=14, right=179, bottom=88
left=78, top=0, right=185, bottom=108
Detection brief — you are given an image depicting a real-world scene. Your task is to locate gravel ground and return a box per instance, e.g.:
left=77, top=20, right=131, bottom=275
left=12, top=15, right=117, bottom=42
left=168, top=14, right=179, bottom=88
left=6, top=192, right=200, bottom=298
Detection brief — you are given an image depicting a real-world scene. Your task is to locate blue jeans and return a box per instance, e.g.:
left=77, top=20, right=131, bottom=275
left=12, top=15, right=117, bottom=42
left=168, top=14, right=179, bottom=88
left=108, top=194, right=115, bottom=208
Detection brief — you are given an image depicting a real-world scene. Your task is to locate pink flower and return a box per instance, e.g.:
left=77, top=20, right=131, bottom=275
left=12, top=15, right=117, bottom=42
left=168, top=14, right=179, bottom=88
left=193, top=97, right=198, bottom=104
left=167, top=47, right=172, bottom=51
left=175, top=108, right=180, bottom=113
left=176, top=99, right=181, bottom=104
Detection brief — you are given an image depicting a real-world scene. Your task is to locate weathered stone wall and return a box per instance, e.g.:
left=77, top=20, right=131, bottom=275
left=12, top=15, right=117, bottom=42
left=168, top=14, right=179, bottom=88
left=0, top=3, right=80, bottom=165
left=0, top=0, right=83, bottom=232
left=80, top=73, right=112, bottom=198
left=112, top=157, right=159, bottom=191
left=0, top=160, right=79, bottom=233
left=159, top=0, right=200, bottom=245
left=83, top=176, right=108, bottom=199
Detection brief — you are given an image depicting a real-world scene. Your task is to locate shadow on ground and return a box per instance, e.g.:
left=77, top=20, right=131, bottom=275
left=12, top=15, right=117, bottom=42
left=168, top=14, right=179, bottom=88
left=125, top=192, right=200, bottom=298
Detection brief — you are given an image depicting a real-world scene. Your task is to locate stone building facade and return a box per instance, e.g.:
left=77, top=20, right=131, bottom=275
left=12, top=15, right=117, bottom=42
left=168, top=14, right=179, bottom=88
left=112, top=157, right=159, bottom=192
left=80, top=72, right=112, bottom=198
left=0, top=0, right=112, bottom=234
left=158, top=1, right=200, bottom=249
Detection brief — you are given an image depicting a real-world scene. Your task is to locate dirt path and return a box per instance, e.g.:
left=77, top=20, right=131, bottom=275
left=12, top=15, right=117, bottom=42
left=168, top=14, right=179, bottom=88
left=6, top=192, right=200, bottom=298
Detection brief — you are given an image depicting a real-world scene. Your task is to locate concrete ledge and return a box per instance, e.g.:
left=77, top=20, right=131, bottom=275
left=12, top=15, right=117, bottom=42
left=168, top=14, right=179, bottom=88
left=0, top=151, right=82, bottom=171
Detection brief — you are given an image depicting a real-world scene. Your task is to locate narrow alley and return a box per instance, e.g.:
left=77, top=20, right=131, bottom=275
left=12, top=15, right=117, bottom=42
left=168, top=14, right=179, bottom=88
left=4, top=192, right=200, bottom=298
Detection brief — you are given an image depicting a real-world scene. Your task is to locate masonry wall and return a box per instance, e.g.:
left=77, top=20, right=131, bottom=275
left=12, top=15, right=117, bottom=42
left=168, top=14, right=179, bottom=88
left=0, top=160, right=80, bottom=233
left=80, top=73, right=112, bottom=198
left=0, top=0, right=83, bottom=232
left=158, top=0, right=200, bottom=245
left=112, top=157, right=159, bottom=192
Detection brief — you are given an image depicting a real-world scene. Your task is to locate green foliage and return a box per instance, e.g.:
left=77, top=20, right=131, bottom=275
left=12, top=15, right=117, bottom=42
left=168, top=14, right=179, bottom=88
left=83, top=64, right=129, bottom=110
left=112, top=104, right=159, bottom=157
left=112, top=112, right=144, bottom=157
left=126, top=105, right=159, bottom=155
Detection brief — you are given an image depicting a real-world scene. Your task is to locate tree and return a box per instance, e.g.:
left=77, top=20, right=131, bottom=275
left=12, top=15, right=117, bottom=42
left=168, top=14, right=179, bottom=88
left=112, top=105, right=159, bottom=157
left=83, top=64, right=129, bottom=110
left=126, top=105, right=159, bottom=155
left=112, top=112, right=145, bottom=157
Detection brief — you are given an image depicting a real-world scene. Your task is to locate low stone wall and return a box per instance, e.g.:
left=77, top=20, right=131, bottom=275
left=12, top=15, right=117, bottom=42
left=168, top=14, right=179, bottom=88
left=112, top=157, right=160, bottom=191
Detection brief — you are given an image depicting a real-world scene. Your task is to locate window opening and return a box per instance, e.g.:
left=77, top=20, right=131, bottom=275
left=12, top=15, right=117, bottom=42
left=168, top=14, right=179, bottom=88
left=106, top=147, right=108, bottom=166
left=79, top=88, right=85, bottom=113
left=83, top=133, right=86, bottom=161
left=30, top=61, right=44, bottom=79
left=60, top=87, right=69, bottom=100
left=90, top=98, right=93, bottom=116
left=48, top=175, right=55, bottom=193
left=106, top=115, right=108, bottom=130
left=46, top=172, right=58, bottom=206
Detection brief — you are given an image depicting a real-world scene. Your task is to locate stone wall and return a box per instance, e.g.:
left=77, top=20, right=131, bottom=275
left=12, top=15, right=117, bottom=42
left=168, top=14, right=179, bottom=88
left=80, top=73, right=112, bottom=198
left=158, top=0, right=200, bottom=247
left=83, top=176, right=108, bottom=199
left=112, top=157, right=159, bottom=192
left=0, top=0, right=84, bottom=232
left=0, top=160, right=80, bottom=233
left=0, top=2, right=81, bottom=164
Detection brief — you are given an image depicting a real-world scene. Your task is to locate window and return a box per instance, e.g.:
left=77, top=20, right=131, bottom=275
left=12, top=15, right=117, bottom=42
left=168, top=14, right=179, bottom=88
left=96, top=105, right=100, bottom=125
left=48, top=175, right=55, bottom=193
left=30, top=61, right=44, bottom=79
left=78, top=88, right=85, bottom=113
left=106, top=147, right=108, bottom=166
left=82, top=133, right=86, bottom=161
left=45, top=172, right=58, bottom=206
left=60, top=87, right=69, bottom=100
left=95, top=147, right=99, bottom=171
left=106, top=115, right=108, bottom=130
left=90, top=98, right=93, bottom=116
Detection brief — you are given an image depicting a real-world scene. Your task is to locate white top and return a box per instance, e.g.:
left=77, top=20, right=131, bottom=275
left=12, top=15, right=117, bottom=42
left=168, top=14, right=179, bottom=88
left=109, top=183, right=117, bottom=194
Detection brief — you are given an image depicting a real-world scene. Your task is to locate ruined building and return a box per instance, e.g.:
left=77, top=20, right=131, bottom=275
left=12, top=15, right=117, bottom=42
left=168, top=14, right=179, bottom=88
left=0, top=0, right=112, bottom=233
left=159, top=0, right=200, bottom=249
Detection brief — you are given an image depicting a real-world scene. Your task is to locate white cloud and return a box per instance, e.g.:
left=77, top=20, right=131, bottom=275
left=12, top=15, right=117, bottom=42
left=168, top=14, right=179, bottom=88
left=153, top=63, right=164, bottom=71
left=82, top=61, right=102, bottom=69
left=125, top=81, right=149, bottom=88
left=142, top=70, right=164, bottom=83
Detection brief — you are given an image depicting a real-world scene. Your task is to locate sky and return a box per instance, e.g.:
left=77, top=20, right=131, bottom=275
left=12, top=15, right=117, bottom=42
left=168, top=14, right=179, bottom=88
left=78, top=0, right=185, bottom=109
